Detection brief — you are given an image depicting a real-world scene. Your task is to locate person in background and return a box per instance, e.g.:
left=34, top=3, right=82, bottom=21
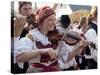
left=14, top=1, right=33, bottom=37
left=12, top=1, right=33, bottom=73
left=55, top=15, right=88, bottom=70
left=15, top=6, right=59, bottom=73
left=72, top=16, right=88, bottom=35
left=85, top=6, right=97, bottom=69
left=56, top=15, right=71, bottom=34
left=71, top=16, right=89, bottom=69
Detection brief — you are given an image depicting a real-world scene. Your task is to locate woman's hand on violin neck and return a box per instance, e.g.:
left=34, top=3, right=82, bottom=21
left=39, top=48, right=57, bottom=59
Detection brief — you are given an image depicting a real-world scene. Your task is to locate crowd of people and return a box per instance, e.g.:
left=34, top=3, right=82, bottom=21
left=11, top=1, right=98, bottom=74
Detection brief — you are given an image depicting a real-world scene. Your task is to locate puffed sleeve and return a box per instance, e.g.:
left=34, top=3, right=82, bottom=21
left=58, top=42, right=72, bottom=69
left=85, top=29, right=97, bottom=43
left=14, top=37, right=36, bottom=59
left=60, top=43, right=72, bottom=63
left=58, top=41, right=72, bottom=62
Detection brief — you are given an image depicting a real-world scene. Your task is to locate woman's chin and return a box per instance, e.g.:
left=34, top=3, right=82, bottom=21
left=49, top=28, right=54, bottom=31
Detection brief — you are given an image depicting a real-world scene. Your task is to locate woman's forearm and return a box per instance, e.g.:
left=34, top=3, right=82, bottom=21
left=16, top=50, right=41, bottom=62
left=67, top=45, right=83, bottom=62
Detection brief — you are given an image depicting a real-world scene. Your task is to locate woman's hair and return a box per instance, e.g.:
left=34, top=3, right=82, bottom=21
left=80, top=16, right=87, bottom=26
left=77, top=16, right=87, bottom=29
left=18, top=1, right=32, bottom=14
left=36, top=6, right=55, bottom=25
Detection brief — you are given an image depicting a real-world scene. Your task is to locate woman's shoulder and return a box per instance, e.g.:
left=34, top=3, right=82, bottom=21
left=19, top=37, right=33, bottom=45
left=29, top=28, right=38, bottom=35
left=29, top=28, right=51, bottom=45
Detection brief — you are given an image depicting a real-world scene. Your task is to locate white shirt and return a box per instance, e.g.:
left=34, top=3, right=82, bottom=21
left=85, top=22, right=97, bottom=62
left=58, top=42, right=77, bottom=69
left=29, top=28, right=51, bottom=45
left=15, top=28, right=77, bottom=69
left=14, top=28, right=51, bottom=68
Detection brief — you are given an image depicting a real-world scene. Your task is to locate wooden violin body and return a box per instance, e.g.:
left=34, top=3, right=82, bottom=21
left=47, top=29, right=97, bottom=50
left=47, top=29, right=81, bottom=46
left=26, top=13, right=38, bottom=28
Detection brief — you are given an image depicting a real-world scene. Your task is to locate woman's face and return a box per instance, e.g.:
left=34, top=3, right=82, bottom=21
left=41, top=14, right=56, bottom=32
left=20, top=4, right=32, bottom=16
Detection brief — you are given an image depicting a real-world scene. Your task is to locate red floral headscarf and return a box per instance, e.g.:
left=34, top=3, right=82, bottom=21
left=36, top=6, right=55, bottom=25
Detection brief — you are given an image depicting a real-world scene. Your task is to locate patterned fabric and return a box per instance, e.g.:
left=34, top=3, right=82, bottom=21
left=36, top=6, right=55, bottom=24
left=27, top=28, right=59, bottom=72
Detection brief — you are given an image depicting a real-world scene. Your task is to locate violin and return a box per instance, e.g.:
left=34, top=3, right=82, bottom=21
left=20, top=13, right=38, bottom=39
left=47, top=29, right=97, bottom=49
left=26, top=13, right=38, bottom=28
left=47, top=29, right=81, bottom=46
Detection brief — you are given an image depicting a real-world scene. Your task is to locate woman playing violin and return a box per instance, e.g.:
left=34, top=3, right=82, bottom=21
left=49, top=14, right=89, bottom=70
left=48, top=30, right=88, bottom=70
left=15, top=6, right=59, bottom=73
